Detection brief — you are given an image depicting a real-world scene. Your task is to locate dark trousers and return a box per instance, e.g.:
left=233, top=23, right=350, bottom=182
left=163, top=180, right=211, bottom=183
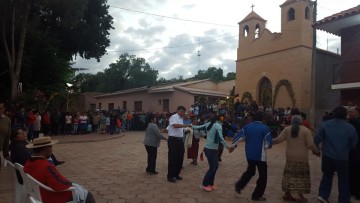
left=218, top=143, right=224, bottom=160
left=145, top=145, right=157, bottom=173
left=349, top=159, right=360, bottom=199
left=167, top=136, right=184, bottom=179
left=203, top=148, right=218, bottom=186
left=43, top=124, right=50, bottom=135
left=235, top=159, right=267, bottom=199
left=27, top=124, right=34, bottom=141
left=319, top=155, right=350, bottom=203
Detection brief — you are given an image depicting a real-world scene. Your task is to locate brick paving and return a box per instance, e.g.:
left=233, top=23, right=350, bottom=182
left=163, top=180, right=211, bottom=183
left=1, top=131, right=359, bottom=203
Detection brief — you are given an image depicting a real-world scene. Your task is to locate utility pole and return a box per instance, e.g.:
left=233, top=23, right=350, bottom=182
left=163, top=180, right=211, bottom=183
left=310, top=0, right=317, bottom=127
left=197, top=38, right=201, bottom=70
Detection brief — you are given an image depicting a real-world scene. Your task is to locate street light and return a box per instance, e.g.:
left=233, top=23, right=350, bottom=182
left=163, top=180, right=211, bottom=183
left=66, top=83, right=73, bottom=112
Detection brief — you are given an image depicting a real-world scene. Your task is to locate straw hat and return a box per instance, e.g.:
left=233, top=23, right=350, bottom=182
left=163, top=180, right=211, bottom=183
left=26, top=136, right=59, bottom=149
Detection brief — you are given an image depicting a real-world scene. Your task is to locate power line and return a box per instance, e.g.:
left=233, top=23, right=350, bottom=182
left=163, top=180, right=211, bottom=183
left=109, top=5, right=237, bottom=28
left=107, top=35, right=238, bottom=53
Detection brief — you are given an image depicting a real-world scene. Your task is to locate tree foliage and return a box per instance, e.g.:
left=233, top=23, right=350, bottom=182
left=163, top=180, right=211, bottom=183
left=195, top=67, right=222, bottom=82
left=76, top=53, right=159, bottom=93
left=0, top=0, right=113, bottom=102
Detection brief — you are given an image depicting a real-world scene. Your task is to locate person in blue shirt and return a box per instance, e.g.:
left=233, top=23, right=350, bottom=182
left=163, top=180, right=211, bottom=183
left=315, top=106, right=358, bottom=203
left=230, top=111, right=272, bottom=201
left=192, top=114, right=230, bottom=192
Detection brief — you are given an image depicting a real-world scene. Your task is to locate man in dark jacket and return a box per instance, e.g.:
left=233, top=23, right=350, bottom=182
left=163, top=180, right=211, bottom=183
left=315, top=106, right=358, bottom=203
left=348, top=106, right=360, bottom=200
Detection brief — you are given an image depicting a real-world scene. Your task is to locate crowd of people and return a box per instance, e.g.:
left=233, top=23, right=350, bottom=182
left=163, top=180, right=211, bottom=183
left=143, top=104, right=360, bottom=203
left=0, top=101, right=96, bottom=203
left=1, top=98, right=360, bottom=202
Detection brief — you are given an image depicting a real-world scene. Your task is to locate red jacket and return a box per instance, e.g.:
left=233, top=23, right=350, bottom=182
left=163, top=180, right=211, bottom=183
left=24, top=157, right=72, bottom=203
left=27, top=112, right=36, bottom=125
left=42, top=113, right=51, bottom=125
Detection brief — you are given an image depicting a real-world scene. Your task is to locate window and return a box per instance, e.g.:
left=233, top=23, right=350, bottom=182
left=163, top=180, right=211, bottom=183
left=288, top=8, right=295, bottom=21
left=98, top=102, right=102, bottom=110
left=162, top=99, right=169, bottom=112
left=122, top=101, right=127, bottom=110
left=243, top=25, right=249, bottom=37
left=134, top=101, right=142, bottom=112
left=108, top=103, right=114, bottom=111
left=255, top=24, right=260, bottom=39
left=158, top=99, right=162, bottom=105
left=90, top=104, right=96, bottom=111
left=305, top=6, right=310, bottom=20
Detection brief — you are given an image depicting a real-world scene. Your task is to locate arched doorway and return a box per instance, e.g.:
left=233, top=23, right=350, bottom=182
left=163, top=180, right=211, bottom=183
left=258, top=77, right=273, bottom=108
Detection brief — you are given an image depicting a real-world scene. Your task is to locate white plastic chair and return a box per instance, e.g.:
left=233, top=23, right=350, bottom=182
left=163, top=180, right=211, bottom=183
left=7, top=162, right=29, bottom=203
left=25, top=173, right=77, bottom=203
left=15, top=163, right=77, bottom=203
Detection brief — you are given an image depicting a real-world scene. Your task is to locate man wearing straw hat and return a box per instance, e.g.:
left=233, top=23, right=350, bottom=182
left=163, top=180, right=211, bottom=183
left=24, top=136, right=96, bottom=203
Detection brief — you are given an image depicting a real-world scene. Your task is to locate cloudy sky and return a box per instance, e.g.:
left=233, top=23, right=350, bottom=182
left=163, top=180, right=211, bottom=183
left=72, top=0, right=359, bottom=79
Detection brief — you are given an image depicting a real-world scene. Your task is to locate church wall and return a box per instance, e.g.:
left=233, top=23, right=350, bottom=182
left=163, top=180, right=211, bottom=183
left=274, top=85, right=293, bottom=108
left=236, top=46, right=312, bottom=111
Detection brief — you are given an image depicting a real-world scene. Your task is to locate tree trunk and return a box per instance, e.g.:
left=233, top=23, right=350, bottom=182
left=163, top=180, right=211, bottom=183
left=1, top=1, right=31, bottom=100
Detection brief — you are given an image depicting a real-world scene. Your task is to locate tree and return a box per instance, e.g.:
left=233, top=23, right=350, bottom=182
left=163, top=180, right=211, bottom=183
left=226, top=72, right=236, bottom=80
left=0, top=0, right=113, bottom=100
left=1, top=0, right=32, bottom=100
left=194, top=67, right=224, bottom=82
left=76, top=53, right=159, bottom=93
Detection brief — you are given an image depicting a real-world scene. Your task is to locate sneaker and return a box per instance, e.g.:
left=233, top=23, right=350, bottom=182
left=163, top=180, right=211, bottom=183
left=175, top=176, right=183, bottom=180
left=317, top=196, right=329, bottom=203
left=209, top=185, right=218, bottom=190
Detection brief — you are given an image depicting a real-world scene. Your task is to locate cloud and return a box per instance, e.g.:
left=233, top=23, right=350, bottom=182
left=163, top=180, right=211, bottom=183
left=72, top=0, right=357, bottom=80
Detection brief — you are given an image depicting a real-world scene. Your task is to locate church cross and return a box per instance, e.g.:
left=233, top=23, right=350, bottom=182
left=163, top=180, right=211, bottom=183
left=251, top=4, right=255, bottom=11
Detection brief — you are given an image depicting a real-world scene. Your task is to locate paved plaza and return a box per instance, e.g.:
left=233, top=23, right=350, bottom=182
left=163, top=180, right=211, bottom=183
left=0, top=131, right=358, bottom=203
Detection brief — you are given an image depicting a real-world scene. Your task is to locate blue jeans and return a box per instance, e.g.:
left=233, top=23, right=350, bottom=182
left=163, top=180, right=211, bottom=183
left=126, top=120, right=132, bottom=131
left=319, top=155, right=350, bottom=203
left=203, top=148, right=219, bottom=186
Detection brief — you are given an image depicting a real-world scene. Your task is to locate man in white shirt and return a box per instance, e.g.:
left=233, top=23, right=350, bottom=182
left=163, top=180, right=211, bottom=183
left=167, top=106, right=192, bottom=183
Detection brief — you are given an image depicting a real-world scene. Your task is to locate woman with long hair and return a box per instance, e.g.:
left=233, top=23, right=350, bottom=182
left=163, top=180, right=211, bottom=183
left=192, top=114, right=231, bottom=192
left=273, top=115, right=320, bottom=201
left=144, top=114, right=168, bottom=175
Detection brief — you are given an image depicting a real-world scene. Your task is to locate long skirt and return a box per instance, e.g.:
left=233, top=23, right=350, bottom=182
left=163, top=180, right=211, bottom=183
left=282, top=160, right=311, bottom=194
left=187, top=136, right=199, bottom=159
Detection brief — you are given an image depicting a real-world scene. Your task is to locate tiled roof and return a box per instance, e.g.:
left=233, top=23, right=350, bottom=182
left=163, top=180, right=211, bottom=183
left=314, top=5, right=360, bottom=26
left=175, top=86, right=230, bottom=97
left=313, top=5, right=360, bottom=35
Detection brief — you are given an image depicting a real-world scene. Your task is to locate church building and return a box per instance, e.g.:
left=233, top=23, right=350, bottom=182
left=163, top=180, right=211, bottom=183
left=236, top=0, right=319, bottom=114
left=235, top=0, right=313, bottom=110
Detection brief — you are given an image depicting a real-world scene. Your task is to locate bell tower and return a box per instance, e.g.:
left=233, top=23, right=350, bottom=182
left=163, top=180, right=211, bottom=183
left=238, top=10, right=267, bottom=41
left=280, top=0, right=314, bottom=47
